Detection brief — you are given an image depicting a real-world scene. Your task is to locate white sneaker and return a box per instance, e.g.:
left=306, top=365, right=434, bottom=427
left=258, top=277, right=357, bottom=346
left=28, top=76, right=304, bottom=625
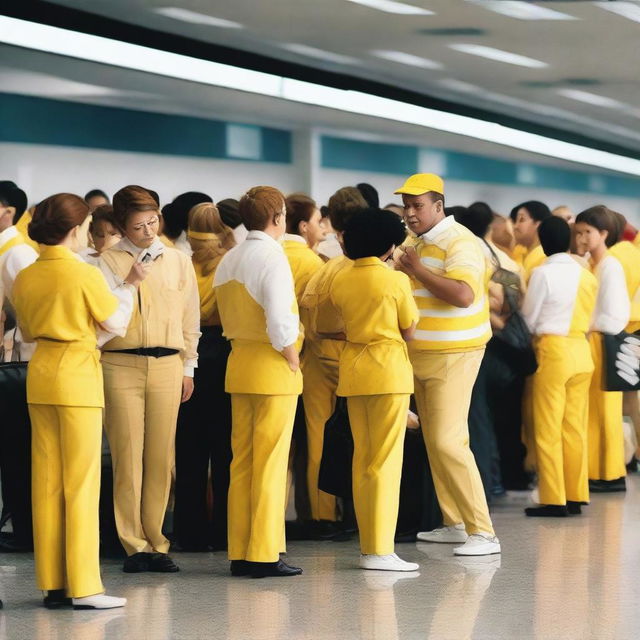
left=453, top=533, right=501, bottom=556
left=72, top=594, right=127, bottom=610
left=416, top=524, right=468, bottom=543
left=359, top=553, right=419, bottom=572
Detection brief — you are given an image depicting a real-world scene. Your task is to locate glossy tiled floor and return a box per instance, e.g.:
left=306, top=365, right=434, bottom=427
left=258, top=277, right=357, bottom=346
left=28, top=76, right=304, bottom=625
left=1, top=479, right=640, bottom=640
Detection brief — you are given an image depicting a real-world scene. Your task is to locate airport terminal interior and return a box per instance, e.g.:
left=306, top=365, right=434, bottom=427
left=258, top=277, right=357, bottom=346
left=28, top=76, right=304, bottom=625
left=2, top=1, right=640, bottom=638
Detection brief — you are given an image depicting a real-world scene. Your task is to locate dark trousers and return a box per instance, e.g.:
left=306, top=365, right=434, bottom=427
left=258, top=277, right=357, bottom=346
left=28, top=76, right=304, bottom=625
left=174, top=327, right=232, bottom=550
left=0, top=363, right=33, bottom=546
left=468, top=340, right=529, bottom=495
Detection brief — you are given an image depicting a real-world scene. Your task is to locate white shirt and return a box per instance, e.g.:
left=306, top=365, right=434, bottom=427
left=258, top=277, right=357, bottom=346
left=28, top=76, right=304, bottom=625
left=214, top=230, right=299, bottom=351
left=318, top=233, right=343, bottom=259
left=591, top=254, right=630, bottom=334
left=172, top=230, right=193, bottom=257
left=522, top=254, right=588, bottom=336
left=78, top=246, right=100, bottom=267
left=232, top=224, right=249, bottom=245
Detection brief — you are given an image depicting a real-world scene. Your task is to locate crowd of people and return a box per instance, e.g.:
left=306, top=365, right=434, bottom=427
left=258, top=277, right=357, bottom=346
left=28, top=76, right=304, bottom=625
left=0, top=173, right=638, bottom=611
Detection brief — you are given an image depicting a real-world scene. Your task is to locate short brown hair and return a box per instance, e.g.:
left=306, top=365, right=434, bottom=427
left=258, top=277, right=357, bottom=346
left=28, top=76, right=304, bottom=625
left=327, top=187, right=367, bottom=232
left=238, top=186, right=285, bottom=231
left=285, top=193, right=317, bottom=235
left=29, top=193, right=89, bottom=245
left=112, top=185, right=159, bottom=231
left=89, top=204, right=118, bottom=232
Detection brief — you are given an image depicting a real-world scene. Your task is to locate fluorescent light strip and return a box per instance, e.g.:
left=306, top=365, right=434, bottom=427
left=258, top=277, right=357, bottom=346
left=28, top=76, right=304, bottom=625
left=372, top=50, right=442, bottom=70
left=2, top=16, right=640, bottom=177
left=466, top=0, right=577, bottom=21
left=595, top=1, right=640, bottom=24
left=280, top=43, right=359, bottom=66
left=153, top=7, right=243, bottom=29
left=557, top=89, right=625, bottom=110
left=449, top=43, right=548, bottom=68
left=344, top=0, right=434, bottom=15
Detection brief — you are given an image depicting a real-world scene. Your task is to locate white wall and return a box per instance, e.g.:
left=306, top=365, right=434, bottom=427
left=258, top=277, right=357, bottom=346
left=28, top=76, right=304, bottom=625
left=0, top=143, right=302, bottom=206
left=316, top=168, right=640, bottom=226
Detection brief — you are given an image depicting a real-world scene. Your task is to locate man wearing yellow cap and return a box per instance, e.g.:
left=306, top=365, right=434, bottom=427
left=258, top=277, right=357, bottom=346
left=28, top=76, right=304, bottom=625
left=395, top=173, right=500, bottom=556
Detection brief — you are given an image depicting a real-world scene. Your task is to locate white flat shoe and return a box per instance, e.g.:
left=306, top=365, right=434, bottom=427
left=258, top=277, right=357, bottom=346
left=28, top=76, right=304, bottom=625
left=359, top=553, right=419, bottom=572
left=417, top=524, right=468, bottom=543
left=453, top=533, right=501, bottom=556
left=72, top=594, right=127, bottom=610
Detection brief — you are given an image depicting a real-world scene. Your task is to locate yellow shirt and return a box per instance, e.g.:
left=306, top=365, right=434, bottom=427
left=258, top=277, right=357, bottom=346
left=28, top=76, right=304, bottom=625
left=299, top=254, right=351, bottom=363
left=283, top=235, right=324, bottom=302
left=408, top=216, right=491, bottom=353
left=99, top=240, right=200, bottom=370
left=13, top=245, right=118, bottom=406
left=512, top=243, right=527, bottom=266
left=609, top=241, right=640, bottom=332
left=522, top=244, right=546, bottom=283
left=331, top=257, right=418, bottom=396
left=193, top=257, right=223, bottom=327
left=14, top=209, right=40, bottom=254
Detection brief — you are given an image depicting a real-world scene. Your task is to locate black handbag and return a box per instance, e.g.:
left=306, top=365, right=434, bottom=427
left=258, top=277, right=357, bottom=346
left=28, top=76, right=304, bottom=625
left=602, top=331, right=640, bottom=392
left=318, top=397, right=353, bottom=499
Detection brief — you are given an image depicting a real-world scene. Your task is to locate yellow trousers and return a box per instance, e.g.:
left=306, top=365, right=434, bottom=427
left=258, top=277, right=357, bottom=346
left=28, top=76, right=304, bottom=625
left=102, top=352, right=183, bottom=556
left=228, top=394, right=298, bottom=562
left=302, top=347, right=338, bottom=521
left=532, top=336, right=593, bottom=505
left=411, top=348, right=494, bottom=535
left=348, top=394, right=409, bottom=555
left=29, top=404, right=103, bottom=598
left=588, top=334, right=626, bottom=481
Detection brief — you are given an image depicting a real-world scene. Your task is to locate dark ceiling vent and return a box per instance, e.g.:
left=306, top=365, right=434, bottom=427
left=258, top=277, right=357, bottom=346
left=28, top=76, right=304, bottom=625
left=416, top=27, right=487, bottom=37
left=520, top=78, right=603, bottom=88
left=564, top=78, right=604, bottom=86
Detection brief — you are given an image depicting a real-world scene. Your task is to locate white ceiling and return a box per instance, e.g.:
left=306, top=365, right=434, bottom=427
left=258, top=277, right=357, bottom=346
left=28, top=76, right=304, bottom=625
left=39, top=0, right=640, bottom=153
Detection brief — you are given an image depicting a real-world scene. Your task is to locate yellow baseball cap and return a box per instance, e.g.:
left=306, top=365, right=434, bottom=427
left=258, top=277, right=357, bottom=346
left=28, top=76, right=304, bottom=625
left=394, top=173, right=444, bottom=196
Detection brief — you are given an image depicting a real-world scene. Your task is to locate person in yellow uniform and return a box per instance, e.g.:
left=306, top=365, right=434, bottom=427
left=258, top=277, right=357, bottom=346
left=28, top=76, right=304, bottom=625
left=214, top=186, right=304, bottom=578
left=521, top=217, right=597, bottom=517
left=327, top=208, right=419, bottom=571
left=99, top=185, right=200, bottom=573
left=13, top=193, right=147, bottom=610
left=575, top=206, right=630, bottom=492
left=394, top=173, right=500, bottom=557
left=606, top=211, right=640, bottom=465
left=299, top=187, right=368, bottom=534
left=173, top=202, right=236, bottom=552
left=512, top=201, right=552, bottom=282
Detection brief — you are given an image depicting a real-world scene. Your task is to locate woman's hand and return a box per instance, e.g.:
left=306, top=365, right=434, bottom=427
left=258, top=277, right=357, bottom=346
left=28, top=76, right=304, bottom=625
left=124, top=261, right=151, bottom=288
left=281, top=344, right=300, bottom=372
left=181, top=376, right=194, bottom=402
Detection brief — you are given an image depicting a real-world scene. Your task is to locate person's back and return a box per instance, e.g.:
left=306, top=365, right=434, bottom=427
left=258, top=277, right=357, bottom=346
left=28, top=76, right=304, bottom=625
left=608, top=240, right=640, bottom=333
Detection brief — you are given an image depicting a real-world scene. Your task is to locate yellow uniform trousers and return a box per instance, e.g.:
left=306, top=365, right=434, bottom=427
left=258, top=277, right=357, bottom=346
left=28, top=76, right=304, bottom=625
left=301, top=345, right=339, bottom=521
left=102, top=352, right=183, bottom=556
left=411, top=348, right=494, bottom=535
left=532, top=335, right=593, bottom=505
left=228, top=393, right=298, bottom=562
left=348, top=394, right=409, bottom=555
left=588, top=333, right=626, bottom=481
left=29, top=404, right=103, bottom=598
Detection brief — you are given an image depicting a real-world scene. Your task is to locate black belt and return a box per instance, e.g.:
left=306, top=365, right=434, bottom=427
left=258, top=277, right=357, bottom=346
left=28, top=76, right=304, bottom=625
left=107, top=347, right=179, bottom=358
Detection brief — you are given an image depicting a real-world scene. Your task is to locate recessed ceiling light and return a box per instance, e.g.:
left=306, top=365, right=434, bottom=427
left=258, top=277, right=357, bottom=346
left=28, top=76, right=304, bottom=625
left=372, top=50, right=442, bottom=70
left=557, top=89, right=625, bottom=110
left=345, top=0, right=434, bottom=16
left=449, top=44, right=548, bottom=68
left=153, top=7, right=242, bottom=29
left=594, top=1, right=640, bottom=24
left=280, top=43, right=359, bottom=66
left=466, top=0, right=577, bottom=21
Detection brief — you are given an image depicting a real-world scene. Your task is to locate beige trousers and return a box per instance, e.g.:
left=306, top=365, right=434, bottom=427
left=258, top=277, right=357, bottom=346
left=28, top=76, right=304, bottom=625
left=102, top=352, right=183, bottom=556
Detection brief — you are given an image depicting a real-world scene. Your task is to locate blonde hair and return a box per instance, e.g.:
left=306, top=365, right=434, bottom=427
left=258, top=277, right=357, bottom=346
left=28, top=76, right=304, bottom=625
left=188, top=202, right=235, bottom=276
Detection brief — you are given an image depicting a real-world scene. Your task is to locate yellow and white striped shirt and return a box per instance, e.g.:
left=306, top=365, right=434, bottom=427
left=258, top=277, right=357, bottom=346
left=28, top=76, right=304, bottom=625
left=407, top=216, right=491, bottom=353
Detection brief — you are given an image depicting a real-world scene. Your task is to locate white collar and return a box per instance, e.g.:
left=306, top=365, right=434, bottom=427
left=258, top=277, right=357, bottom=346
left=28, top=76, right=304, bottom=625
left=247, top=229, right=284, bottom=250
left=421, top=215, right=455, bottom=242
left=115, top=235, right=165, bottom=259
left=545, top=253, right=573, bottom=265
left=0, top=225, right=19, bottom=247
left=283, top=233, right=307, bottom=245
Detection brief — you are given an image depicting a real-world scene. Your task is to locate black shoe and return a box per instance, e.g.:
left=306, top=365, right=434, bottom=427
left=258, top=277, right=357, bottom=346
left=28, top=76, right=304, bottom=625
left=626, top=457, right=638, bottom=473
left=149, top=553, right=180, bottom=573
left=567, top=501, right=583, bottom=515
left=308, top=520, right=342, bottom=541
left=122, top=552, right=151, bottom=573
left=394, top=530, right=418, bottom=543
left=525, top=505, right=569, bottom=518
left=0, top=534, right=33, bottom=553
left=250, top=559, right=303, bottom=578
left=43, top=589, right=72, bottom=609
left=230, top=560, right=251, bottom=577
left=589, top=478, right=627, bottom=493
